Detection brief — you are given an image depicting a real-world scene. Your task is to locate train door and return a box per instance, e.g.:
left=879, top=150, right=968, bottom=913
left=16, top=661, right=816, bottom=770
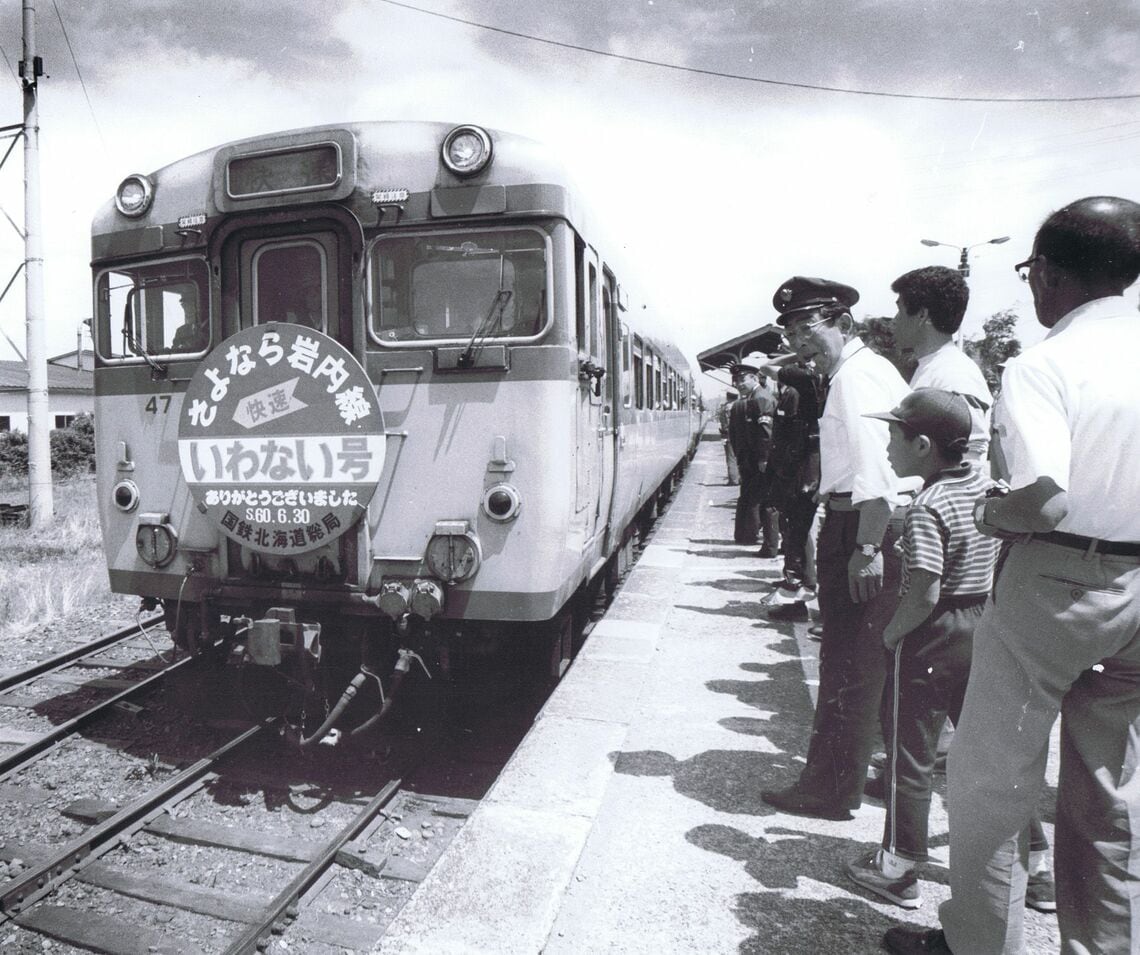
left=219, top=224, right=353, bottom=352
left=574, top=241, right=613, bottom=552
left=600, top=268, right=622, bottom=554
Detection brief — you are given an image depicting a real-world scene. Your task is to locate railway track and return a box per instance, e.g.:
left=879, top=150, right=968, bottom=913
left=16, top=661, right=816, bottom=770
left=0, top=474, right=685, bottom=953
left=0, top=614, right=183, bottom=783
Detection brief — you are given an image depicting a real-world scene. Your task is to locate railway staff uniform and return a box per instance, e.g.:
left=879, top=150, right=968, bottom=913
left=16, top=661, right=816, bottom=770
left=728, top=361, right=778, bottom=550
left=761, top=356, right=823, bottom=608
left=719, top=391, right=740, bottom=486
left=761, top=277, right=910, bottom=821
left=885, top=196, right=1140, bottom=955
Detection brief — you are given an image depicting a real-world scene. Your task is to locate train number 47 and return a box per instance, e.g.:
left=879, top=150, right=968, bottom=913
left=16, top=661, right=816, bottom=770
left=145, top=396, right=172, bottom=414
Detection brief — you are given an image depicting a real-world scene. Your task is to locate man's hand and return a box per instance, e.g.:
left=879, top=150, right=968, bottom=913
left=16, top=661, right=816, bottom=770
left=848, top=549, right=883, bottom=603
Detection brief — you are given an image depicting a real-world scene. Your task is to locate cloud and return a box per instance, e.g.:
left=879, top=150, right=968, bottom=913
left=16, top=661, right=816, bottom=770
left=448, top=0, right=1140, bottom=100
left=1, top=0, right=356, bottom=88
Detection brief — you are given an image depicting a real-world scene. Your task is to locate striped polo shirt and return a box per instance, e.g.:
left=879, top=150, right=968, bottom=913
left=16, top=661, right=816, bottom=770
left=899, top=464, right=1000, bottom=597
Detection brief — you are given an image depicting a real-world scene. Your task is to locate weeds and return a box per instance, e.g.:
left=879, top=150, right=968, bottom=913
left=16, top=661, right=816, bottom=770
left=0, top=476, right=111, bottom=641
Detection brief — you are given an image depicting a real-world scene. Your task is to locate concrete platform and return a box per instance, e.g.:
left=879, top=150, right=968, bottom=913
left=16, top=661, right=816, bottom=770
left=377, top=438, right=1061, bottom=955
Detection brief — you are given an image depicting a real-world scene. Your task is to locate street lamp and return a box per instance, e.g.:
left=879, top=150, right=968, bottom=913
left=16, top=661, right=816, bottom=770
left=920, top=235, right=1010, bottom=278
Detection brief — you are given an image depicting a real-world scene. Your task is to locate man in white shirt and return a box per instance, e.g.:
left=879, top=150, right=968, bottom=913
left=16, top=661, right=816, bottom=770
left=761, top=276, right=910, bottom=821
left=884, top=197, right=1140, bottom=955
left=890, top=266, right=991, bottom=463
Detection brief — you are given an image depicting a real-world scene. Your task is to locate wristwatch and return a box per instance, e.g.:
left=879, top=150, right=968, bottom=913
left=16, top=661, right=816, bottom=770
left=973, top=497, right=1019, bottom=540
left=973, top=498, right=998, bottom=534
left=857, top=543, right=881, bottom=558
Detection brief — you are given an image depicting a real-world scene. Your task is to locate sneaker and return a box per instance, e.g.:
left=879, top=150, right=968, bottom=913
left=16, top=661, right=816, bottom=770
left=845, top=849, right=922, bottom=909
left=1026, top=871, right=1056, bottom=912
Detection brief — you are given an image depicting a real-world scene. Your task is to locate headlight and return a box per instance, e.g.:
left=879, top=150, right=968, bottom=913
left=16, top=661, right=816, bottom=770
left=111, top=479, right=140, bottom=513
left=440, top=125, right=493, bottom=177
left=482, top=483, right=521, bottom=522
left=425, top=530, right=481, bottom=582
left=136, top=512, right=177, bottom=568
left=115, top=174, right=154, bottom=218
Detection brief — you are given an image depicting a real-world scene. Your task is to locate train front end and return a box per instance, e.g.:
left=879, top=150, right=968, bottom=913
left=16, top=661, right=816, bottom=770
left=92, top=121, right=608, bottom=741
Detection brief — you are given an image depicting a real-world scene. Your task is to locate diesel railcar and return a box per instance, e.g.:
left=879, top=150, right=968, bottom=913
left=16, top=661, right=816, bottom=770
left=92, top=121, right=700, bottom=740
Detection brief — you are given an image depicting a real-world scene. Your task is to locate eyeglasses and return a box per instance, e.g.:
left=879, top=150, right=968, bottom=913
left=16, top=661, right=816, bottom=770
left=783, top=315, right=832, bottom=343
left=1014, top=255, right=1040, bottom=283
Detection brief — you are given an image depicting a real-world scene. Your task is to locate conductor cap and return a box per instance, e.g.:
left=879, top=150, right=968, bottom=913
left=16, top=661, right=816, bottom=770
left=773, top=276, right=859, bottom=326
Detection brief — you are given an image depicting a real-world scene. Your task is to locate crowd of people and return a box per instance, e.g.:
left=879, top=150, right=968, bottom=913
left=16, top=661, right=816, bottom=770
left=715, top=195, right=1140, bottom=955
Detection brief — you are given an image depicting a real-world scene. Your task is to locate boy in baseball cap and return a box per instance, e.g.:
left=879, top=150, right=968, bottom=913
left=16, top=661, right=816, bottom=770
left=844, top=389, right=1001, bottom=908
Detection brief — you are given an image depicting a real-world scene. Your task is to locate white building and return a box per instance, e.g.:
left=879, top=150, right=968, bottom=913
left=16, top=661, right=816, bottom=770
left=0, top=350, right=94, bottom=433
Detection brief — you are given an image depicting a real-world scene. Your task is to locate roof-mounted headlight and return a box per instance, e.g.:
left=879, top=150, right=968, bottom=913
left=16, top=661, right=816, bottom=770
left=441, top=125, right=493, bottom=178
left=115, top=174, right=155, bottom=218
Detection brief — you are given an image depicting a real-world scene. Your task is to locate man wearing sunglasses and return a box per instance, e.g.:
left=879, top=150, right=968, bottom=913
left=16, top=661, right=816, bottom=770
left=761, top=276, right=911, bottom=821
left=885, top=196, right=1140, bottom=955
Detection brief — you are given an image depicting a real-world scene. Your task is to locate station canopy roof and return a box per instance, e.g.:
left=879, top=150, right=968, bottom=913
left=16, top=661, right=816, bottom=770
left=697, top=324, right=787, bottom=374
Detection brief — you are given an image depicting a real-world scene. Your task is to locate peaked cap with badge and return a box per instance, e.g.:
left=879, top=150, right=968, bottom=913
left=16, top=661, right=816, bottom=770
left=772, top=276, right=860, bottom=326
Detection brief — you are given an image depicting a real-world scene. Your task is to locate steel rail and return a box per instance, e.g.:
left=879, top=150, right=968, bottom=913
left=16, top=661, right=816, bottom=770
left=223, top=774, right=404, bottom=955
left=0, top=613, right=166, bottom=694
left=0, top=650, right=197, bottom=783
left=0, top=719, right=274, bottom=921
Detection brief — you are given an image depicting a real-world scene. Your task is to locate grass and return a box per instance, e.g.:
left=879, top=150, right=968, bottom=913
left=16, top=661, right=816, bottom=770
left=0, top=475, right=114, bottom=642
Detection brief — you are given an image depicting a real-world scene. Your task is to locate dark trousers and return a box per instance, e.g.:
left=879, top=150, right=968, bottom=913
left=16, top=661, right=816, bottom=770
left=778, top=492, right=817, bottom=587
left=882, top=595, right=1050, bottom=862
left=734, top=471, right=778, bottom=551
left=798, top=506, right=899, bottom=807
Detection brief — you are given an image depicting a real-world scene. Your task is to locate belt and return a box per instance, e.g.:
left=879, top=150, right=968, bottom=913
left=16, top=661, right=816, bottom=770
left=1033, top=530, right=1140, bottom=558
left=825, top=492, right=856, bottom=512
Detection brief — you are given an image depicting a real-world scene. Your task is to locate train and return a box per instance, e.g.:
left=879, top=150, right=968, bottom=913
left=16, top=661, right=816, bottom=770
left=91, top=120, right=702, bottom=744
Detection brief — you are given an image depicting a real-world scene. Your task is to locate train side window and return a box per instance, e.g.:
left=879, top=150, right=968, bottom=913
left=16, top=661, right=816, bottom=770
left=621, top=324, right=631, bottom=409
left=94, top=259, right=209, bottom=361
left=252, top=240, right=327, bottom=332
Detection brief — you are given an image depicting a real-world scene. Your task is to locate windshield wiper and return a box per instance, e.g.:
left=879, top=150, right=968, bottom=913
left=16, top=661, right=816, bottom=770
left=457, top=288, right=512, bottom=369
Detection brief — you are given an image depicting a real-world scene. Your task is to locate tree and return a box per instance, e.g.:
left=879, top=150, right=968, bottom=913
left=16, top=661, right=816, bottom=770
left=963, top=309, right=1022, bottom=395
left=855, top=316, right=916, bottom=380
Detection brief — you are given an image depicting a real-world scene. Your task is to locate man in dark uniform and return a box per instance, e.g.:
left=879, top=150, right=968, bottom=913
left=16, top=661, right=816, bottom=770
left=727, top=358, right=778, bottom=552
left=718, top=390, right=740, bottom=485
left=761, top=277, right=910, bottom=821
left=760, top=351, right=824, bottom=615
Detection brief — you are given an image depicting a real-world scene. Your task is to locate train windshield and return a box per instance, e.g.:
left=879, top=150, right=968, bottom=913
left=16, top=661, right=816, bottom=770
left=370, top=227, right=548, bottom=343
left=95, top=258, right=210, bottom=360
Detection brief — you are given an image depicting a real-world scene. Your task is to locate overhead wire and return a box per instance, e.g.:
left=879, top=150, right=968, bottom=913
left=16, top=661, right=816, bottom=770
left=51, top=0, right=105, bottom=148
left=0, top=40, right=19, bottom=85
left=375, top=0, right=1140, bottom=104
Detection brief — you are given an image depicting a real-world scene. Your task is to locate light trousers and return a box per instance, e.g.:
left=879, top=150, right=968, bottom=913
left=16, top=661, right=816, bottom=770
left=940, top=538, right=1140, bottom=955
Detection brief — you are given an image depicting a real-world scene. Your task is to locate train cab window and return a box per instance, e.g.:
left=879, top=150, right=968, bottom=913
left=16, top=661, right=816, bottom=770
left=370, top=227, right=549, bottom=344
left=94, top=258, right=210, bottom=361
left=252, top=240, right=328, bottom=332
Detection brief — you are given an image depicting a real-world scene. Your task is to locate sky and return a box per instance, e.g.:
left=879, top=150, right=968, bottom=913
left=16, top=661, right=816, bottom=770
left=1, top=0, right=1138, bottom=387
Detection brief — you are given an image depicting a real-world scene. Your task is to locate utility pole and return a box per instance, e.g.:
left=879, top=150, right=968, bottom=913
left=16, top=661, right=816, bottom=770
left=21, top=0, right=52, bottom=526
